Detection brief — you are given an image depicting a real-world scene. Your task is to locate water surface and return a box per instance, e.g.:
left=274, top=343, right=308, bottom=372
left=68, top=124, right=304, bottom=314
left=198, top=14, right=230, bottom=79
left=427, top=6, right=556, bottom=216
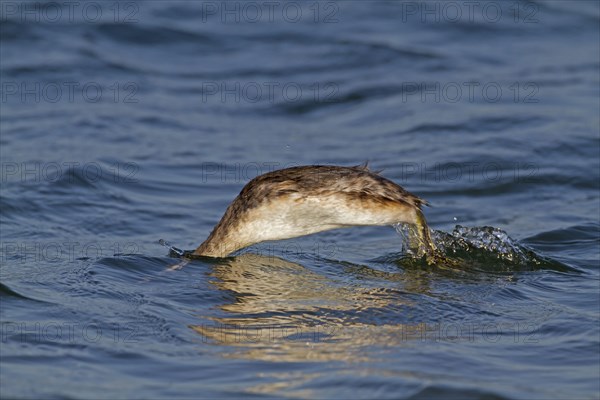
left=1, top=1, right=599, bottom=399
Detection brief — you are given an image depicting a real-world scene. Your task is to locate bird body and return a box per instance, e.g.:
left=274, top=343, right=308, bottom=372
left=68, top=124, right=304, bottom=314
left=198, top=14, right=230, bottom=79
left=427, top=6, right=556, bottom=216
left=194, top=165, right=436, bottom=258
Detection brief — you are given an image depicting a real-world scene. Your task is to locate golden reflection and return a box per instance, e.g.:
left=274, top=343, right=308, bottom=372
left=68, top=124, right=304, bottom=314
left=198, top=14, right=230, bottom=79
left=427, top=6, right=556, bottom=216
left=189, top=253, right=440, bottom=366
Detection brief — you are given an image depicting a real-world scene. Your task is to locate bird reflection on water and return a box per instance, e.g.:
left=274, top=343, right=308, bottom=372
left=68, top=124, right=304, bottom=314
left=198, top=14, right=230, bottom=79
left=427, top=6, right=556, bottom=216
left=190, top=253, right=445, bottom=363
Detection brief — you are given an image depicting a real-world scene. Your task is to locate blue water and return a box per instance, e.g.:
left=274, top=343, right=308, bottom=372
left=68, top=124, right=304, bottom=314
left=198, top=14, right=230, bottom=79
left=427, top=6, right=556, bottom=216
left=1, top=1, right=599, bottom=398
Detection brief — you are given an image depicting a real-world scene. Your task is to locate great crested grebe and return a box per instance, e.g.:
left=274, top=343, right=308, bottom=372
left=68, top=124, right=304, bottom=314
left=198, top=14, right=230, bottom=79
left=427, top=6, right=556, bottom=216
left=194, top=164, right=437, bottom=258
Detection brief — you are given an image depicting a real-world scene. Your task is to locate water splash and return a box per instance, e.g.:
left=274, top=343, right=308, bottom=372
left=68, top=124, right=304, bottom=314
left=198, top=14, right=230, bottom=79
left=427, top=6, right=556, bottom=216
left=393, top=210, right=438, bottom=259
left=393, top=222, right=429, bottom=257
left=436, top=226, right=531, bottom=261
left=158, top=239, right=185, bottom=256
left=394, top=224, right=572, bottom=272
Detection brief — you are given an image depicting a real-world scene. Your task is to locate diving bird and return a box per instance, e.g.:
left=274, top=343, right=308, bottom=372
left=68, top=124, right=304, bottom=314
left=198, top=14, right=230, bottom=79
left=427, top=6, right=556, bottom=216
left=194, top=164, right=437, bottom=258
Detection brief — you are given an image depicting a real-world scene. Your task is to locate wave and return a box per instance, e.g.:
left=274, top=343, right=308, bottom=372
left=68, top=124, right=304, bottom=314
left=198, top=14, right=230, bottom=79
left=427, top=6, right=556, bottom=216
left=394, top=225, right=576, bottom=273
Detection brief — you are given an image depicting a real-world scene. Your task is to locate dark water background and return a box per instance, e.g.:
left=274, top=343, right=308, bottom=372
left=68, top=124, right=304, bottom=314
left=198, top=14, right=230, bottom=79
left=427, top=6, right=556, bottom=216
left=1, top=1, right=599, bottom=399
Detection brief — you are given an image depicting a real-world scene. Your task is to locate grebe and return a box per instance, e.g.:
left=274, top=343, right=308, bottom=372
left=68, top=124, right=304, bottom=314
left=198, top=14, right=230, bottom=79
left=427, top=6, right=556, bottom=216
left=194, top=165, right=437, bottom=258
